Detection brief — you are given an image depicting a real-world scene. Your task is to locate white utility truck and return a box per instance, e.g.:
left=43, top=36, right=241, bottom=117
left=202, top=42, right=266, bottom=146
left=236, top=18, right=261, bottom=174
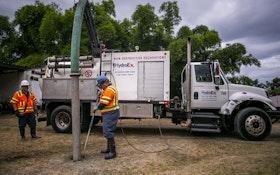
left=39, top=47, right=280, bottom=141
left=40, top=51, right=170, bottom=133
left=37, top=1, right=280, bottom=141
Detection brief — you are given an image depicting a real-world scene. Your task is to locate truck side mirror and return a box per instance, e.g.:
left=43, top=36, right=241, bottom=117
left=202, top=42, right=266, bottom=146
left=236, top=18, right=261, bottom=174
left=213, top=62, right=221, bottom=85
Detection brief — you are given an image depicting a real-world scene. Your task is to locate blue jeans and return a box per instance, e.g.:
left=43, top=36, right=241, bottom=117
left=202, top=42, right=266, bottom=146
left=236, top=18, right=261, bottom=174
left=102, top=109, right=120, bottom=139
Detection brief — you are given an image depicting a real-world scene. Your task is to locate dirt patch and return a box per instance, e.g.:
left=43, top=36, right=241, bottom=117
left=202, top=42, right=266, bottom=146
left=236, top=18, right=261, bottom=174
left=1, top=113, right=280, bottom=175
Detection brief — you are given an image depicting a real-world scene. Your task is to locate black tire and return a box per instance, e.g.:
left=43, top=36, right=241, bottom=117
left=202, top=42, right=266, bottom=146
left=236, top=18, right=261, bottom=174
left=234, top=107, right=272, bottom=141
left=51, top=105, right=72, bottom=133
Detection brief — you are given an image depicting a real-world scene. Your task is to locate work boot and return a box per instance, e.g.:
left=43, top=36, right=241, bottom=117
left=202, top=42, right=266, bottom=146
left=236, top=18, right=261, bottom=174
left=101, top=139, right=110, bottom=154
left=20, top=129, right=26, bottom=142
left=105, top=137, right=116, bottom=160
left=31, top=128, right=41, bottom=139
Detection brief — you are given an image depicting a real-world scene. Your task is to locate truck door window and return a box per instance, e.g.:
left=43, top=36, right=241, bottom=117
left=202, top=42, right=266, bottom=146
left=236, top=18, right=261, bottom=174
left=195, top=65, right=212, bottom=82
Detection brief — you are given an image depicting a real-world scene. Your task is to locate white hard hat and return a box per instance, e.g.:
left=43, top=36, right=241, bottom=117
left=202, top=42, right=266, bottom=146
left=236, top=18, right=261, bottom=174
left=21, top=80, right=30, bottom=86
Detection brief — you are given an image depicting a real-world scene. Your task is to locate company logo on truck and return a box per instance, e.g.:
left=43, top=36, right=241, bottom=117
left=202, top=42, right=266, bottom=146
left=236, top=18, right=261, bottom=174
left=113, top=63, right=134, bottom=68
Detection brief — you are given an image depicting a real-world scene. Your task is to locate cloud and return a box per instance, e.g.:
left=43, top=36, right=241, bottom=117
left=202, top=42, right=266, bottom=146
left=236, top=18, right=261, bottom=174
left=240, top=55, right=280, bottom=83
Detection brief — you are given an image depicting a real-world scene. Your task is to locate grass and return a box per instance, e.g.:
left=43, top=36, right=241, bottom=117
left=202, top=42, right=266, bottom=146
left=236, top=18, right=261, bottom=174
left=1, top=113, right=280, bottom=175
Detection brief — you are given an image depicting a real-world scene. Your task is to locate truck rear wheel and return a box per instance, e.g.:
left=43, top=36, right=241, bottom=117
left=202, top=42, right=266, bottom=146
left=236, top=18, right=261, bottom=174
left=51, top=105, right=72, bottom=133
left=234, top=107, right=272, bottom=141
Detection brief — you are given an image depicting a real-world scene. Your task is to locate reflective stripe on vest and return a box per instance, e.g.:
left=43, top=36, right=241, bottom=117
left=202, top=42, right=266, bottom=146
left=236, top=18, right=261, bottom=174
left=99, top=85, right=119, bottom=114
left=10, top=90, right=37, bottom=113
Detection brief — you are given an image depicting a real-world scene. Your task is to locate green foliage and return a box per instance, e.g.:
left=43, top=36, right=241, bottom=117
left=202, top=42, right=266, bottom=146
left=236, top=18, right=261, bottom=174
left=110, top=19, right=130, bottom=51
left=188, top=25, right=221, bottom=62
left=120, top=18, right=134, bottom=51
left=213, top=43, right=260, bottom=75
left=14, top=1, right=54, bottom=56
left=0, top=16, right=11, bottom=35
left=159, top=1, right=181, bottom=35
left=228, top=76, right=261, bottom=87
left=193, top=25, right=209, bottom=35
left=1, top=0, right=278, bottom=97
left=168, top=39, right=187, bottom=97
left=176, top=26, right=192, bottom=39
left=0, top=15, right=18, bottom=63
left=266, top=77, right=280, bottom=96
left=16, top=53, right=48, bottom=67
left=58, top=9, right=74, bottom=55
left=97, top=23, right=117, bottom=48
left=39, top=10, right=62, bottom=54
left=132, top=3, right=159, bottom=51
left=101, top=0, right=116, bottom=17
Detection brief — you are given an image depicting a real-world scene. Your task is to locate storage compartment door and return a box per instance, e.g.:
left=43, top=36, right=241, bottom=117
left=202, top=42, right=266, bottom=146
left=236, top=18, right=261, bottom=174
left=138, top=61, right=164, bottom=101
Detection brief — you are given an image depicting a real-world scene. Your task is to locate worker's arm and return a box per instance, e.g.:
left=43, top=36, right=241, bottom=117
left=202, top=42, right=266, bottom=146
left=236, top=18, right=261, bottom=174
left=97, top=103, right=106, bottom=110
left=12, top=104, right=22, bottom=117
left=93, top=103, right=106, bottom=113
left=12, top=104, right=17, bottom=111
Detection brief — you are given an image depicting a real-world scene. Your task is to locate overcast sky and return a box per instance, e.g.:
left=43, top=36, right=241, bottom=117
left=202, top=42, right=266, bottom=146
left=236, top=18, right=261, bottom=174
left=0, top=0, right=279, bottom=83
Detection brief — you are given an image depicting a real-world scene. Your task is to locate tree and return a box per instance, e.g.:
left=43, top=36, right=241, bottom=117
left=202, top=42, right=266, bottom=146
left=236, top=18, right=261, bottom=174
left=2, top=0, right=270, bottom=92
left=14, top=0, right=55, bottom=56
left=228, top=76, right=261, bottom=87
left=39, top=10, right=62, bottom=55
left=193, top=25, right=209, bottom=35
left=159, top=1, right=181, bottom=36
left=56, top=9, right=75, bottom=55
left=120, top=18, right=134, bottom=51
left=176, top=25, right=192, bottom=39
left=168, top=24, right=260, bottom=97
left=212, top=43, right=260, bottom=75
left=190, top=25, right=221, bottom=61
left=168, top=38, right=187, bottom=97
left=266, top=77, right=280, bottom=96
left=12, top=1, right=63, bottom=67
left=101, top=0, right=116, bottom=17
left=92, top=1, right=121, bottom=50
left=0, top=15, right=17, bottom=63
left=132, top=3, right=159, bottom=51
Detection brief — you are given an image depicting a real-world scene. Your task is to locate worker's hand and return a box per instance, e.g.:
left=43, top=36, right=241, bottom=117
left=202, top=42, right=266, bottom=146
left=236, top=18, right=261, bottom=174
left=15, top=110, right=23, bottom=118
left=93, top=106, right=98, bottom=113
left=14, top=109, right=19, bottom=116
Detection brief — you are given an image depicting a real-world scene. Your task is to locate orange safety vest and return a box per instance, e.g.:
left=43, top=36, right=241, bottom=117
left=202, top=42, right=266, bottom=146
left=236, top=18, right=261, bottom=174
left=99, top=85, right=119, bottom=114
left=10, top=90, right=37, bottom=114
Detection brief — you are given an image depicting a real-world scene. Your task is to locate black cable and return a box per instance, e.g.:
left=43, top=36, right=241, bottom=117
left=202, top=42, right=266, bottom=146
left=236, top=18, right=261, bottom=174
left=119, top=115, right=171, bottom=153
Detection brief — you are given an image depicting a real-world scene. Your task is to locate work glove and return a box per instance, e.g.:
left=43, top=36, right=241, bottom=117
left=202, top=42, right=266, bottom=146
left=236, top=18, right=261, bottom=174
left=15, top=110, right=24, bottom=118
left=93, top=106, right=98, bottom=113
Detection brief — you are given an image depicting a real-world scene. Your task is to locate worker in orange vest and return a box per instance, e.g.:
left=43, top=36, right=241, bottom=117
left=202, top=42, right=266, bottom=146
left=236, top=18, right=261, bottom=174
left=94, top=75, right=119, bottom=160
left=10, top=80, right=41, bottom=141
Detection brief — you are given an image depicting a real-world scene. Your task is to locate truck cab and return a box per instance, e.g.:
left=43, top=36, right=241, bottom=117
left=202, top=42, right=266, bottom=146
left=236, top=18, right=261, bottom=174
left=176, top=60, right=280, bottom=141
left=181, top=61, right=271, bottom=110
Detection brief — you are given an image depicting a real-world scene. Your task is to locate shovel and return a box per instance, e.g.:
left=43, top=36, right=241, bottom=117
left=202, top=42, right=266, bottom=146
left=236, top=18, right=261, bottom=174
left=82, top=111, right=95, bottom=158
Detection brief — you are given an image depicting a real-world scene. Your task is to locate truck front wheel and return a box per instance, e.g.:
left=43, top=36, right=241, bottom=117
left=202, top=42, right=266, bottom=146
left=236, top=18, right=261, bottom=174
left=51, top=105, right=72, bottom=133
left=234, top=107, right=272, bottom=141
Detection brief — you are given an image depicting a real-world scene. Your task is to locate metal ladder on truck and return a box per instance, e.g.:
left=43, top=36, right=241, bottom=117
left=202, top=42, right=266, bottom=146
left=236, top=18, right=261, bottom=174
left=100, top=51, right=113, bottom=76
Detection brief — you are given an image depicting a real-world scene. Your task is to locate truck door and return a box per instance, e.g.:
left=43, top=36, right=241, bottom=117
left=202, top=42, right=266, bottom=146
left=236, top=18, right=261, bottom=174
left=191, top=63, right=229, bottom=109
left=138, top=61, right=164, bottom=101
